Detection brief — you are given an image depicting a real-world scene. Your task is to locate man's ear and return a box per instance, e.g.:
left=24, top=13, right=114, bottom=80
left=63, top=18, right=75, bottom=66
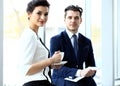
left=64, top=18, right=65, bottom=22
left=80, top=18, right=82, bottom=24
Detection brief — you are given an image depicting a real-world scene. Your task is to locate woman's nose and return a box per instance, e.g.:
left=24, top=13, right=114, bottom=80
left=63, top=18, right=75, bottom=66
left=41, top=15, right=46, bottom=20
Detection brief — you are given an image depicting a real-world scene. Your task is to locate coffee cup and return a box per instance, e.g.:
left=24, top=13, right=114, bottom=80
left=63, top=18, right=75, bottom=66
left=60, top=52, right=64, bottom=61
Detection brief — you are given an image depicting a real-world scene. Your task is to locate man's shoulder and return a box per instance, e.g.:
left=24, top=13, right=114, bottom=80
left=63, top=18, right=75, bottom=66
left=51, top=31, right=66, bottom=39
left=79, top=33, right=91, bottom=42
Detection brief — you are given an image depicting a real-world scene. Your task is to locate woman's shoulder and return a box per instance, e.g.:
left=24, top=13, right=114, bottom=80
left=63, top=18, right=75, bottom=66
left=20, top=28, right=37, bottom=42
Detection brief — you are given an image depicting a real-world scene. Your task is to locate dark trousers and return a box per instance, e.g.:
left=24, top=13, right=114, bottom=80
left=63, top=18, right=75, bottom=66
left=23, top=80, right=53, bottom=86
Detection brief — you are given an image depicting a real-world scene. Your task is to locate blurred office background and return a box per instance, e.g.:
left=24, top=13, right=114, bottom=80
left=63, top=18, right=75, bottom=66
left=0, top=0, right=120, bottom=86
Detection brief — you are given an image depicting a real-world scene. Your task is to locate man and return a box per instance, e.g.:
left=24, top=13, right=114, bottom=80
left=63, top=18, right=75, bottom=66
left=50, top=5, right=97, bottom=86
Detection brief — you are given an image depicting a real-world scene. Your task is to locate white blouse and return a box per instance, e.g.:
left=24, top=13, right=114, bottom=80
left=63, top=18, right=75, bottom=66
left=18, top=28, right=51, bottom=85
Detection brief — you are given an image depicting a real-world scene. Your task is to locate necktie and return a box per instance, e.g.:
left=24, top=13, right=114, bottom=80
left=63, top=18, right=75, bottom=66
left=72, top=34, right=78, bottom=57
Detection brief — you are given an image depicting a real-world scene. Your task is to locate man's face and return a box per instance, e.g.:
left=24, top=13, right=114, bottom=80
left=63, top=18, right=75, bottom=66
left=64, top=10, right=82, bottom=33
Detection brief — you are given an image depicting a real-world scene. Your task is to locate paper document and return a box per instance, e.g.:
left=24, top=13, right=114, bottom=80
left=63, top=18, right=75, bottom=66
left=65, top=67, right=97, bottom=82
left=65, top=76, right=84, bottom=82
left=87, top=67, right=97, bottom=71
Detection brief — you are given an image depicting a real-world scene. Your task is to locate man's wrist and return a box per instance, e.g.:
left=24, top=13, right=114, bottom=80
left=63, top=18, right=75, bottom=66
left=75, top=69, right=81, bottom=77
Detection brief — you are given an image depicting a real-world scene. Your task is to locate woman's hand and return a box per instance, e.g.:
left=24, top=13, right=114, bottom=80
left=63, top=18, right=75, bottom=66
left=51, top=65, right=62, bottom=69
left=50, top=51, right=61, bottom=63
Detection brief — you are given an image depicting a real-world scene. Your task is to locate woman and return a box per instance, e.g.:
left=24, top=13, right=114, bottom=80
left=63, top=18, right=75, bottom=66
left=19, top=0, right=61, bottom=86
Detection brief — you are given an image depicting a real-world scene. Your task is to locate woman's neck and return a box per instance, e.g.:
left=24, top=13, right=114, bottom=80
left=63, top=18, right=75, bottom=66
left=30, top=23, right=38, bottom=30
left=29, top=25, right=39, bottom=37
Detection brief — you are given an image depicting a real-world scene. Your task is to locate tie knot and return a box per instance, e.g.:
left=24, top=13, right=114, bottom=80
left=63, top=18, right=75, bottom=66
left=73, top=34, right=77, bottom=37
left=72, top=34, right=77, bottom=40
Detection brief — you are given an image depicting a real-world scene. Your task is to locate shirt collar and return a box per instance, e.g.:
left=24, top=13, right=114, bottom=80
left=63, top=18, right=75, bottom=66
left=66, top=28, right=79, bottom=39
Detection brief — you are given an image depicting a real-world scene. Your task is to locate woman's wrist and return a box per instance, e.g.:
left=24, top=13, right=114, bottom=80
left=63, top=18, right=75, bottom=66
left=49, top=57, right=54, bottom=64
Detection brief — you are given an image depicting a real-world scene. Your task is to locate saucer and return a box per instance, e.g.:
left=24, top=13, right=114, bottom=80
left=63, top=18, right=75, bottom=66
left=53, top=61, right=67, bottom=65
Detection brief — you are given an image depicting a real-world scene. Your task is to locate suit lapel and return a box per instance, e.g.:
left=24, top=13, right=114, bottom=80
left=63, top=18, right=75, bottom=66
left=77, top=33, right=84, bottom=62
left=63, top=31, right=73, bottom=51
left=62, top=31, right=77, bottom=61
left=77, top=33, right=86, bottom=61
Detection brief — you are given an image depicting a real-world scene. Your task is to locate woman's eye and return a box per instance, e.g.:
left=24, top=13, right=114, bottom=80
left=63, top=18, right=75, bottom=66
left=44, top=13, right=48, bottom=16
left=37, top=12, right=41, bottom=15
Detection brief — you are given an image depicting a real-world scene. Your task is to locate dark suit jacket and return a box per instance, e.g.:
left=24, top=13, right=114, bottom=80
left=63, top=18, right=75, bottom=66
left=50, top=30, right=96, bottom=86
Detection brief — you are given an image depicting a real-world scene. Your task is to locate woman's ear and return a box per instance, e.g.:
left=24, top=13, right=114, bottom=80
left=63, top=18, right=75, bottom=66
left=27, top=11, right=31, bottom=20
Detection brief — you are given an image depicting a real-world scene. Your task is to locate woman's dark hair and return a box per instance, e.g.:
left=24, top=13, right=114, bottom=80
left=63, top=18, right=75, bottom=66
left=64, top=5, right=83, bottom=18
left=26, top=0, right=50, bottom=13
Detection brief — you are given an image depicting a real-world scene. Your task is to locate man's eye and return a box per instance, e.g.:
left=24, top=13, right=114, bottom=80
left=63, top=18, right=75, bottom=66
left=68, top=17, right=72, bottom=19
left=75, top=17, right=79, bottom=20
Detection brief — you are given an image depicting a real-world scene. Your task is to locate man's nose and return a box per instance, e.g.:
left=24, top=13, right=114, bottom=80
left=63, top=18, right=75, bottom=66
left=71, top=18, right=75, bottom=22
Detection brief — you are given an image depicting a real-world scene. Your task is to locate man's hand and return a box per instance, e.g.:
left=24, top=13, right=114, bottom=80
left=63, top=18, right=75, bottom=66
left=80, top=67, right=96, bottom=77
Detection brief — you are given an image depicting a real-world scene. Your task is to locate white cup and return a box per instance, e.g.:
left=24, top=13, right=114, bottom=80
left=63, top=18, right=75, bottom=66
left=60, top=52, right=64, bottom=61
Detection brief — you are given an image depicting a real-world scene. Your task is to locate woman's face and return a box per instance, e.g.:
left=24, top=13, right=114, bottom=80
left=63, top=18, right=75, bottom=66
left=28, top=6, right=49, bottom=28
